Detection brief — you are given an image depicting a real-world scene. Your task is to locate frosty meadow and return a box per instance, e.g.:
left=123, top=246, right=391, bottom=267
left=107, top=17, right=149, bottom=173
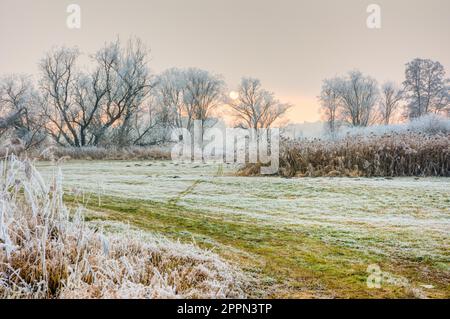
left=0, top=0, right=449, bottom=302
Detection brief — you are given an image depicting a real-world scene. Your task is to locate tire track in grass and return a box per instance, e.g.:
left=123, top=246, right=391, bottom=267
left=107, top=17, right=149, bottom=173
left=168, top=164, right=223, bottom=205
left=168, top=179, right=202, bottom=205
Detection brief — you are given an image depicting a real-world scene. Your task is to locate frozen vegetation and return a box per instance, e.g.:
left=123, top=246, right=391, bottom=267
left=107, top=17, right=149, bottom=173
left=336, top=114, right=450, bottom=138
left=0, top=157, right=246, bottom=298
left=36, top=160, right=450, bottom=298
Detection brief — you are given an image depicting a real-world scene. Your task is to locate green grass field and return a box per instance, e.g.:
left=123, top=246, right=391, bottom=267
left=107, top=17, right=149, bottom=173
left=37, top=160, right=450, bottom=298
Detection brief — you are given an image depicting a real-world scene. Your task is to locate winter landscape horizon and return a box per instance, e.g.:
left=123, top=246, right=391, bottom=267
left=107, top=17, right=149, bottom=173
left=0, top=0, right=449, bottom=305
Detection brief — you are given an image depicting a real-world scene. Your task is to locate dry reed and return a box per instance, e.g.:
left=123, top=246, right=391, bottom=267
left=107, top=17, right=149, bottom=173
left=240, top=132, right=450, bottom=177
left=0, top=156, right=245, bottom=298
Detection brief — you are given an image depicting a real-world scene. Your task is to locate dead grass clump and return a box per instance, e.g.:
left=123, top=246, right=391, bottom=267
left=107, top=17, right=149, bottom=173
left=0, top=156, right=245, bottom=298
left=236, top=162, right=263, bottom=176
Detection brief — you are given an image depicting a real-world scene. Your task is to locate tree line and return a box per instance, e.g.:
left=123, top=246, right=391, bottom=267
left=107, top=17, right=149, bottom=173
left=319, top=59, right=450, bottom=136
left=0, top=38, right=291, bottom=150
left=2, top=38, right=449, bottom=149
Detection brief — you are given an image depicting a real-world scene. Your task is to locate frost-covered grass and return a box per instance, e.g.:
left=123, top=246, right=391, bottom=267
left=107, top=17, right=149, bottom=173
left=0, top=157, right=246, bottom=298
left=37, top=160, right=450, bottom=298
left=337, top=114, right=450, bottom=138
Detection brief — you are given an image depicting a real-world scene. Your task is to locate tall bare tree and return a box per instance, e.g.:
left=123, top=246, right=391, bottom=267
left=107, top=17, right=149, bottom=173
left=39, top=39, right=153, bottom=147
left=403, top=58, right=450, bottom=119
left=319, top=78, right=341, bottom=135
left=338, top=70, right=379, bottom=127
left=39, top=47, right=81, bottom=146
left=72, top=69, right=107, bottom=146
left=228, top=77, right=291, bottom=129
left=183, top=68, right=225, bottom=132
left=151, top=68, right=187, bottom=131
left=92, top=38, right=153, bottom=146
left=151, top=67, right=224, bottom=136
left=379, top=82, right=403, bottom=124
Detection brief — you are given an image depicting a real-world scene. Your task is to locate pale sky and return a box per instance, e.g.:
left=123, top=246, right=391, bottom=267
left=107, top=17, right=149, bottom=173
left=1, top=0, right=449, bottom=123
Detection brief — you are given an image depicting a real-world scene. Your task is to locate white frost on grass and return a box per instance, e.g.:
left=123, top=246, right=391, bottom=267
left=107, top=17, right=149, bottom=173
left=1, top=157, right=247, bottom=299
left=37, top=161, right=450, bottom=265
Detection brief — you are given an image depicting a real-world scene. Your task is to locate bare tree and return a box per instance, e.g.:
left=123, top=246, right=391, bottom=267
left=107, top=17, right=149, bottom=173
left=130, top=99, right=163, bottom=145
left=39, top=39, right=153, bottom=147
left=319, top=78, right=341, bottom=135
left=151, top=68, right=187, bottom=132
left=71, top=69, right=107, bottom=146
left=403, top=58, right=450, bottom=119
left=228, top=77, right=291, bottom=129
left=338, top=70, right=379, bottom=127
left=151, top=67, right=224, bottom=140
left=183, top=68, right=225, bottom=132
left=378, top=82, right=403, bottom=124
left=0, top=74, right=45, bottom=149
left=39, top=47, right=81, bottom=146
left=92, top=39, right=153, bottom=146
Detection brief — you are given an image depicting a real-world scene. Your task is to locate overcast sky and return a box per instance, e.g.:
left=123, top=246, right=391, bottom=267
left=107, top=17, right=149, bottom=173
left=1, top=0, right=449, bottom=122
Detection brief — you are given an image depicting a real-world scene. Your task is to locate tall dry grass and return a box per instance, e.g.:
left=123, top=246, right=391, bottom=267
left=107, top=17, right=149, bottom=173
left=240, top=132, right=450, bottom=177
left=0, top=156, right=245, bottom=298
left=37, top=145, right=172, bottom=161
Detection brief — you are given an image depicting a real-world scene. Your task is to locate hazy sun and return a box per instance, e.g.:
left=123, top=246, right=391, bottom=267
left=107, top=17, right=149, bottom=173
left=229, top=91, right=239, bottom=100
